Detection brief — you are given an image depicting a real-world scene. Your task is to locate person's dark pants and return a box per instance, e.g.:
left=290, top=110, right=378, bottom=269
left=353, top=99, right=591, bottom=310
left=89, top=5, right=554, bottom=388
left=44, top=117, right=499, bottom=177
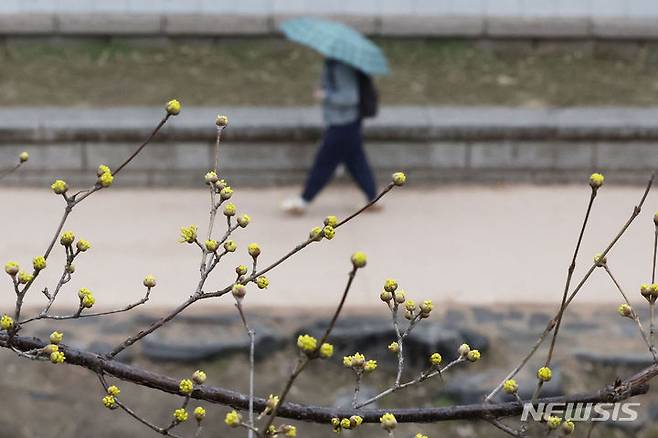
left=301, top=119, right=377, bottom=202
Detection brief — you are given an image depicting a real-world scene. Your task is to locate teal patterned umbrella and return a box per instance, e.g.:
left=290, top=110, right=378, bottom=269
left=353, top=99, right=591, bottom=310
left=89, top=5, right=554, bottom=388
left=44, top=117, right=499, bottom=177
left=280, top=17, right=389, bottom=75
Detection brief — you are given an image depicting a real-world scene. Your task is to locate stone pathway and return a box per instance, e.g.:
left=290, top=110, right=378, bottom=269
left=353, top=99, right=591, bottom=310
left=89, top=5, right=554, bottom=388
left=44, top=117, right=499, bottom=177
left=2, top=184, right=658, bottom=314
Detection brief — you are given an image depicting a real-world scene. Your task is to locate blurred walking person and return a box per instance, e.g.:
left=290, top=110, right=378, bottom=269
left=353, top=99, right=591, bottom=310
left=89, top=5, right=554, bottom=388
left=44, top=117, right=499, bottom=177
left=282, top=59, right=378, bottom=214
left=279, top=17, right=389, bottom=215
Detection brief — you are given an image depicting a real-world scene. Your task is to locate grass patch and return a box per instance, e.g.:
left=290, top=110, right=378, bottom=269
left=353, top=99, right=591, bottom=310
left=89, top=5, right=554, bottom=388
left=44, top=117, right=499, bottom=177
left=2, top=38, right=658, bottom=106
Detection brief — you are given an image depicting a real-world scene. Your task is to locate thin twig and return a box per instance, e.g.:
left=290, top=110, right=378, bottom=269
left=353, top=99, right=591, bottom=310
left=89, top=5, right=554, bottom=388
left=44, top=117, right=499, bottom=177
left=487, top=175, right=654, bottom=403
left=604, top=264, right=657, bottom=360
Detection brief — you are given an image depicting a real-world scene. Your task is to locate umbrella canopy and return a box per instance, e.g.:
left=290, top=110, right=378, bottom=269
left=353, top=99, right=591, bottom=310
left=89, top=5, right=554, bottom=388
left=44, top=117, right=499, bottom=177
left=280, top=17, right=389, bottom=76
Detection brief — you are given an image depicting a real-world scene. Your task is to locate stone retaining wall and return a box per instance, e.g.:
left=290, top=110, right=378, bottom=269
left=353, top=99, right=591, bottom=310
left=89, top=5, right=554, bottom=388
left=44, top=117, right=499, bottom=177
left=1, top=106, right=657, bottom=187
left=3, top=0, right=658, bottom=40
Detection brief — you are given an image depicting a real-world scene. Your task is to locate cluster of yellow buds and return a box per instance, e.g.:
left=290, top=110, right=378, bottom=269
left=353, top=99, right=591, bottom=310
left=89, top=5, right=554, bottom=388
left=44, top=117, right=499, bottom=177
left=194, top=406, right=206, bottom=422
left=4, top=261, right=19, bottom=276
left=232, top=283, right=247, bottom=299
left=503, top=379, right=519, bottom=394
left=192, top=370, right=207, bottom=384
left=166, top=99, right=181, bottom=116
left=280, top=425, right=297, bottom=437
left=223, top=202, right=236, bottom=217
left=546, top=415, right=561, bottom=430
left=179, top=378, right=194, bottom=395
left=77, top=239, right=91, bottom=252
left=205, top=239, right=219, bottom=252
left=97, top=164, right=113, bottom=188
left=205, top=171, right=219, bottom=185
left=224, top=240, right=237, bottom=252
left=216, top=115, right=229, bottom=127
left=173, top=408, right=188, bottom=423
left=429, top=352, right=442, bottom=366
left=143, top=274, right=157, bottom=288
left=415, top=434, right=428, bottom=438
left=60, top=230, right=75, bottom=246
left=388, top=341, right=400, bottom=353
left=50, top=350, right=65, bottom=364
left=351, top=251, right=367, bottom=268
left=331, top=415, right=363, bottom=433
left=32, top=256, right=46, bottom=271
left=51, top=179, right=68, bottom=195
left=589, top=172, right=604, bottom=189
left=237, top=214, right=251, bottom=228
left=248, top=243, right=261, bottom=259
left=17, top=271, right=33, bottom=284
left=593, top=253, right=606, bottom=267
left=537, top=366, right=552, bottom=382
left=618, top=303, right=633, bottom=318
left=19, top=151, right=29, bottom=163
left=392, top=171, right=406, bottom=186
left=220, top=186, right=233, bottom=200
left=640, top=283, right=658, bottom=303
left=263, top=394, right=279, bottom=415
left=236, top=265, right=248, bottom=276
left=102, top=395, right=117, bottom=409
left=225, top=410, right=242, bottom=427
left=380, top=412, right=397, bottom=431
left=343, top=352, right=377, bottom=373
left=296, top=334, right=317, bottom=355
left=0, top=314, right=14, bottom=331
left=179, top=225, right=198, bottom=244
left=256, top=275, right=269, bottom=289
left=50, top=331, right=63, bottom=344
left=78, top=288, right=96, bottom=309
left=457, top=343, right=481, bottom=362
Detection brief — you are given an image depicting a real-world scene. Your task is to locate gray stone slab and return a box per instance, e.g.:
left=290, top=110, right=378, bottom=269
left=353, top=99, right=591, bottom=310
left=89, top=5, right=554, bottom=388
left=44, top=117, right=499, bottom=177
left=57, top=13, right=161, bottom=34
left=0, top=13, right=55, bottom=34
left=486, top=17, right=590, bottom=38
left=596, top=142, right=658, bottom=170
left=163, top=14, right=270, bottom=35
left=0, top=143, right=83, bottom=170
left=379, top=15, right=484, bottom=36
left=592, top=18, right=658, bottom=38
left=429, top=143, right=469, bottom=168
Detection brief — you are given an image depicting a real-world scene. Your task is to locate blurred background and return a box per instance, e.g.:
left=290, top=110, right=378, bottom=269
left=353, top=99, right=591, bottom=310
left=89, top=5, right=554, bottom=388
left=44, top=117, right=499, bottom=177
left=3, top=1, right=658, bottom=437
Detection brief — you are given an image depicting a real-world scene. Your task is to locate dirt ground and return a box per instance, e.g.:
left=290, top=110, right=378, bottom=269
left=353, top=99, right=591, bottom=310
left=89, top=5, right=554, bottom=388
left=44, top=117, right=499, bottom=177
left=3, top=38, right=658, bottom=107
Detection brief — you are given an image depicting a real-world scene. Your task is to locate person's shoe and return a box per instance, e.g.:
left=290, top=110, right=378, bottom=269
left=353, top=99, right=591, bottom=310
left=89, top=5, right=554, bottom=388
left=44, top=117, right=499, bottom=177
left=281, top=197, right=308, bottom=215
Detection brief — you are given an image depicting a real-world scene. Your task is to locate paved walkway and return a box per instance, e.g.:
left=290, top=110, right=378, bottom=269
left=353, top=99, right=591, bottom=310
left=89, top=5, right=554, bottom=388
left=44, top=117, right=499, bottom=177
left=1, top=0, right=658, bottom=38
left=1, top=184, right=656, bottom=313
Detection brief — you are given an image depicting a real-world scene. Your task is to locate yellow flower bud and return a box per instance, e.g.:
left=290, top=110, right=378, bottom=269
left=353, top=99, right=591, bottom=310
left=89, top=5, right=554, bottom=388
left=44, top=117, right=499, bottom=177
left=537, top=366, right=552, bottom=382
left=466, top=350, right=481, bottom=362
left=4, top=261, right=19, bottom=276
left=204, top=171, right=218, bottom=184
left=98, top=172, right=113, bottom=188
left=220, top=186, right=233, bottom=200
left=380, top=413, right=397, bottom=431
left=324, top=215, right=338, bottom=227
left=76, top=239, right=91, bottom=252
left=322, top=225, right=335, bottom=240
left=503, top=379, right=518, bottom=394
left=319, top=342, right=334, bottom=358
left=618, top=303, right=633, bottom=318
left=232, top=284, right=246, bottom=299
left=60, top=231, right=75, bottom=246
left=51, top=179, right=68, bottom=195
left=223, top=202, right=236, bottom=217
left=32, top=256, right=46, bottom=271
left=388, top=342, right=399, bottom=353
left=179, top=378, right=194, bottom=395
left=430, top=352, right=442, bottom=366
left=205, top=239, right=219, bottom=251
left=18, top=271, right=33, bottom=284
left=194, top=406, right=206, bottom=421
left=107, top=385, right=121, bottom=396
left=216, top=115, right=228, bottom=127
left=392, top=172, right=406, bottom=186
left=166, top=99, right=181, bottom=116
left=351, top=251, right=367, bottom=268
left=19, top=151, right=29, bottom=163
left=458, top=343, right=470, bottom=356
left=224, top=410, right=241, bottom=427
left=235, top=265, right=248, bottom=276
left=248, top=243, right=261, bottom=258
left=1, top=315, right=14, bottom=330
left=192, top=370, right=207, bottom=384
left=296, top=334, right=317, bottom=354
left=256, top=276, right=269, bottom=289
left=143, top=274, right=157, bottom=288
left=309, top=226, right=323, bottom=241
left=384, top=279, right=398, bottom=292
left=173, top=408, right=188, bottom=423
left=224, top=240, right=237, bottom=252
left=49, top=331, right=63, bottom=344
left=589, top=172, right=604, bottom=189
left=237, top=214, right=251, bottom=228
